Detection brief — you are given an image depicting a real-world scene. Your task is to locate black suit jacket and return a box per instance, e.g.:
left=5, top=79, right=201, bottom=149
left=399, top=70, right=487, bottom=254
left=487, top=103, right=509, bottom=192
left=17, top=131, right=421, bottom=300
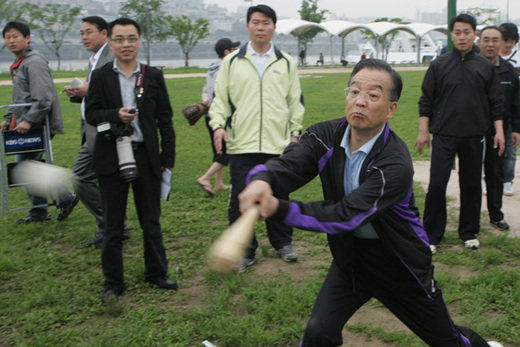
left=71, top=44, right=115, bottom=154
left=85, top=62, right=175, bottom=178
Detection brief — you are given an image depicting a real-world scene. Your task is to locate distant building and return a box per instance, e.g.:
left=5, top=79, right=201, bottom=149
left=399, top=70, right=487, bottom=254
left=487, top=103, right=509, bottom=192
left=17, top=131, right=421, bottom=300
left=174, top=0, right=203, bottom=6
left=420, top=9, right=447, bottom=25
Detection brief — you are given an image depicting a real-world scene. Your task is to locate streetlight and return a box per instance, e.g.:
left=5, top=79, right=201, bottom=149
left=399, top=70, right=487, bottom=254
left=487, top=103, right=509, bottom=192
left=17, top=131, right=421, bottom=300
left=447, top=0, right=456, bottom=52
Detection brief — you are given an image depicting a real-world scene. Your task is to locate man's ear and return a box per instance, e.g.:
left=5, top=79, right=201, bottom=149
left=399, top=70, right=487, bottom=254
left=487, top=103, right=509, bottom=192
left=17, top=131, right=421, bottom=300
left=387, top=101, right=398, bottom=120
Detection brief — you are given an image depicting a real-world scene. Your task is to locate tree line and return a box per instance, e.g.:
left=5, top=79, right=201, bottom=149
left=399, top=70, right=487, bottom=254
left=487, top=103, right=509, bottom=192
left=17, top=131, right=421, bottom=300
left=0, top=0, right=210, bottom=69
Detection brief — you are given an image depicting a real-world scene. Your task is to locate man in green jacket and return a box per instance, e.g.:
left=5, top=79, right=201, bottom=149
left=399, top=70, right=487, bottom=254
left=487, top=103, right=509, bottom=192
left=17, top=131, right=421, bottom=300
left=209, top=4, right=305, bottom=272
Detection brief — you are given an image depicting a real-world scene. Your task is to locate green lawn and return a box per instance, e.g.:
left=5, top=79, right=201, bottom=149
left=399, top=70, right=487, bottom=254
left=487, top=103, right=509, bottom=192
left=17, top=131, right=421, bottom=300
left=0, top=70, right=518, bottom=346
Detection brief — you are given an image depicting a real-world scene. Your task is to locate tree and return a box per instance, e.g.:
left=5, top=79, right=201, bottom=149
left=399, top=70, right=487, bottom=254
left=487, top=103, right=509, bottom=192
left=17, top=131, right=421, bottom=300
left=119, top=0, right=173, bottom=65
left=0, top=1, right=37, bottom=53
left=169, top=15, right=210, bottom=67
left=0, top=0, right=28, bottom=27
left=26, top=3, right=80, bottom=70
left=462, top=7, right=497, bottom=26
left=361, top=18, right=409, bottom=61
left=298, top=0, right=328, bottom=55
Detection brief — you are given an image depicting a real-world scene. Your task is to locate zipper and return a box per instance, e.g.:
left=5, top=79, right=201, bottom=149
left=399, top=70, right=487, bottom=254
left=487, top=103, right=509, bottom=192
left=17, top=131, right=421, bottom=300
left=259, top=78, right=263, bottom=151
left=258, top=58, right=280, bottom=152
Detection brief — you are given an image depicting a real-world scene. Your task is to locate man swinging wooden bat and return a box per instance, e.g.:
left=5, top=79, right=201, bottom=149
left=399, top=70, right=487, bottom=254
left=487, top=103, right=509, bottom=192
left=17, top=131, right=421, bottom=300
left=238, top=59, right=502, bottom=347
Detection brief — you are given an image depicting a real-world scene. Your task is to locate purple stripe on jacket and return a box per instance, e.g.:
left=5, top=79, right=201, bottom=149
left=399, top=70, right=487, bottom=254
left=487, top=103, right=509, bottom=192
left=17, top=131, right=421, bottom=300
left=318, top=147, right=334, bottom=173
left=390, top=183, right=430, bottom=245
left=383, top=121, right=391, bottom=142
left=246, top=164, right=268, bottom=185
left=284, top=202, right=377, bottom=235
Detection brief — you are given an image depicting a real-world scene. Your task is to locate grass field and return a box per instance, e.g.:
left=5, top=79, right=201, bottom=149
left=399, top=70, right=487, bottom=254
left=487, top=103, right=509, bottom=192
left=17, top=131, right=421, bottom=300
left=0, top=69, right=519, bottom=346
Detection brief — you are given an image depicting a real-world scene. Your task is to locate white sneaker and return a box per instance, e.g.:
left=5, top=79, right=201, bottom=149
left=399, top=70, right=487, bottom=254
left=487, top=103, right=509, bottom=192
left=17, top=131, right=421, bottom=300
left=504, top=181, right=514, bottom=196
left=464, top=239, right=480, bottom=250
left=487, top=341, right=503, bottom=347
left=430, top=245, right=437, bottom=255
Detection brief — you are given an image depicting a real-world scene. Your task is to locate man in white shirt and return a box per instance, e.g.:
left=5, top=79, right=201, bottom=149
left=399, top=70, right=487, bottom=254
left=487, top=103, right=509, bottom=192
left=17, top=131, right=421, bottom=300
left=65, top=16, right=115, bottom=246
left=210, top=5, right=305, bottom=272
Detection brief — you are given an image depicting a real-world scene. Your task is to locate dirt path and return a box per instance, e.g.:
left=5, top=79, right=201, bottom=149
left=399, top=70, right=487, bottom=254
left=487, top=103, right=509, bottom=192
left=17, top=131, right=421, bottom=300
left=413, top=160, right=520, bottom=238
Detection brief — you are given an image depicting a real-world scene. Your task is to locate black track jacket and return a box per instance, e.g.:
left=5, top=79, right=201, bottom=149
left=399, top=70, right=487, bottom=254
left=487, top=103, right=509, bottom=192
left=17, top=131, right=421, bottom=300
left=249, top=118, right=435, bottom=298
left=419, top=48, right=504, bottom=137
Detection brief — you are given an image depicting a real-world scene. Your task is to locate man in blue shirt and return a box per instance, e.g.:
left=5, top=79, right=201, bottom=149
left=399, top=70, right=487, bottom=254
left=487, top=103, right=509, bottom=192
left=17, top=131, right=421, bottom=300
left=240, top=59, right=500, bottom=347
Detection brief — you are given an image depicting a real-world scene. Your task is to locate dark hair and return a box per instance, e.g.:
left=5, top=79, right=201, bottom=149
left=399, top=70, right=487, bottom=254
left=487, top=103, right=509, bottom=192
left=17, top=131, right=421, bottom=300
left=247, top=4, right=277, bottom=25
left=449, top=13, right=476, bottom=31
left=3, top=21, right=30, bottom=38
left=108, top=18, right=141, bottom=38
left=349, top=59, right=403, bottom=101
left=82, top=16, right=108, bottom=32
left=480, top=25, right=503, bottom=39
left=214, top=38, right=240, bottom=58
left=499, top=23, right=519, bottom=43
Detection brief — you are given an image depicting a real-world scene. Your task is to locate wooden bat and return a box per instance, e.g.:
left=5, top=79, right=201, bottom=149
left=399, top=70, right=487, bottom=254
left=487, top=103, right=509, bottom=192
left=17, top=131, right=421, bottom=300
left=207, top=206, right=259, bottom=274
left=11, top=160, right=73, bottom=199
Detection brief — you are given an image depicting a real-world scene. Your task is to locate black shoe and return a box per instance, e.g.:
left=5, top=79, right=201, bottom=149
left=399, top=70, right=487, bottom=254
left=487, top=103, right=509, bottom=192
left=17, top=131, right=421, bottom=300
left=100, top=288, right=123, bottom=302
left=145, top=277, right=178, bottom=290
left=57, top=192, right=79, bottom=221
left=86, top=230, right=104, bottom=247
left=122, top=226, right=131, bottom=241
left=490, top=220, right=509, bottom=231
left=16, top=211, right=52, bottom=224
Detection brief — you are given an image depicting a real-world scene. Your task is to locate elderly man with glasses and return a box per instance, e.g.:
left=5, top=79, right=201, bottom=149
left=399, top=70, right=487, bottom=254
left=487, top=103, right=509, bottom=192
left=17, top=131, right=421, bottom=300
left=240, top=59, right=502, bottom=347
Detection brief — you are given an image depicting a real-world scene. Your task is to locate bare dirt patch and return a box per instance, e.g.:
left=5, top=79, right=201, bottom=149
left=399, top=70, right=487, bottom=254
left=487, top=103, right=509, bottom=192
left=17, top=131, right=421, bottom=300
left=413, top=160, right=520, bottom=239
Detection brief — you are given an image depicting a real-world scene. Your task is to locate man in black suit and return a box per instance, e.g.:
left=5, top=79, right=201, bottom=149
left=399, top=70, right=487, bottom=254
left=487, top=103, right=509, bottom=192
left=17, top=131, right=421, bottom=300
left=65, top=16, right=117, bottom=247
left=85, top=18, right=177, bottom=301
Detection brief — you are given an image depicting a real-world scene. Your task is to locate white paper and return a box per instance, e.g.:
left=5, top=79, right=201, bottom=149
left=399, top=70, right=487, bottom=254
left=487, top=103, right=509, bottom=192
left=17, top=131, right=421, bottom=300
left=161, top=168, right=172, bottom=201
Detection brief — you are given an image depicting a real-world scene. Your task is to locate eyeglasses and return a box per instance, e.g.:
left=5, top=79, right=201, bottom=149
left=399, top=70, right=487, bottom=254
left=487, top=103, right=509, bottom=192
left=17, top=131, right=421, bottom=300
left=80, top=30, right=99, bottom=37
left=344, top=87, right=392, bottom=103
left=111, top=36, right=139, bottom=44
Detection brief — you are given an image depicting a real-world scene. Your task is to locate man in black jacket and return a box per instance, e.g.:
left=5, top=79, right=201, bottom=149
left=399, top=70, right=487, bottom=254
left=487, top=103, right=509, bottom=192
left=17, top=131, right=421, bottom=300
left=478, top=25, right=520, bottom=231
left=85, top=18, right=177, bottom=301
left=240, top=59, right=498, bottom=347
left=415, top=14, right=505, bottom=253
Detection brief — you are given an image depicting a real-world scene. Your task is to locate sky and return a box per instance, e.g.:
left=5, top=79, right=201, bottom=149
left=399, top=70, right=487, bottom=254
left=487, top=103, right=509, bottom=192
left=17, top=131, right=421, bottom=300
left=204, top=0, right=520, bottom=22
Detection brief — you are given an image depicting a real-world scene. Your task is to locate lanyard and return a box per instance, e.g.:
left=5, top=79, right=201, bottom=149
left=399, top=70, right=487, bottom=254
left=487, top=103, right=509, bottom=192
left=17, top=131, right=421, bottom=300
left=9, top=56, right=28, bottom=128
left=10, top=56, right=26, bottom=78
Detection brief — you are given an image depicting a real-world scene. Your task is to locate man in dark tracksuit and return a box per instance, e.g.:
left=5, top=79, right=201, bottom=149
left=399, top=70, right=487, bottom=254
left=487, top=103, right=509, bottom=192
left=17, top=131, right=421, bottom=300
left=240, top=59, right=496, bottom=346
left=415, top=14, right=505, bottom=252
left=478, top=25, right=520, bottom=231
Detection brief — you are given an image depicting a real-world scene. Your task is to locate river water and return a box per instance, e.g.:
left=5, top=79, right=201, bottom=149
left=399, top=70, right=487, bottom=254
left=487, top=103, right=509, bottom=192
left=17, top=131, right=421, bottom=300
left=0, top=55, right=331, bottom=73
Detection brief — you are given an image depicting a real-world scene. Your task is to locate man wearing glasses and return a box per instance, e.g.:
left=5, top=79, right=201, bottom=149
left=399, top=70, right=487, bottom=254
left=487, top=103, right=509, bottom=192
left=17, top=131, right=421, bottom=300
left=85, top=18, right=177, bottom=301
left=239, top=59, right=501, bottom=347
left=65, top=16, right=116, bottom=247
left=478, top=26, right=520, bottom=233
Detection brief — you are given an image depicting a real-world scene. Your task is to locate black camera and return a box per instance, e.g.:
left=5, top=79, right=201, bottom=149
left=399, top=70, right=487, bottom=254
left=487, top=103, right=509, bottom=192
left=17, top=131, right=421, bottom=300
left=97, top=116, right=139, bottom=183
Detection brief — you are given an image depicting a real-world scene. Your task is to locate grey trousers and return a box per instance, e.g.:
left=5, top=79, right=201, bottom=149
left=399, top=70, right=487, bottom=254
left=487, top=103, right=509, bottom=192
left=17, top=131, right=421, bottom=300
left=72, top=143, right=104, bottom=232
